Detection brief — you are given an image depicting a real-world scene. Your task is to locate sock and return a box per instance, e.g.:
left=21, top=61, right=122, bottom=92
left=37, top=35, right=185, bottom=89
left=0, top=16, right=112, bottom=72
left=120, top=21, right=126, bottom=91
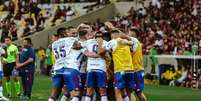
left=0, top=86, right=3, bottom=97
left=60, top=94, right=67, bottom=101
left=48, top=96, right=56, bottom=101
left=85, top=96, right=91, bottom=101
left=71, top=97, right=79, bottom=101
left=48, top=98, right=55, bottom=101
left=123, top=96, right=129, bottom=101
left=15, top=81, right=21, bottom=95
left=81, top=96, right=85, bottom=101
left=101, top=96, right=107, bottom=101
left=5, top=82, right=11, bottom=95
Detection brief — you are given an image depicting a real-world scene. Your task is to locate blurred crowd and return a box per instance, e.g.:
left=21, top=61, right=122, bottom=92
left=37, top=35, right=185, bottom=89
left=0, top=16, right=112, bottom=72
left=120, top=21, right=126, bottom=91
left=0, top=0, right=107, bottom=42
left=161, top=66, right=201, bottom=89
left=108, top=0, right=201, bottom=55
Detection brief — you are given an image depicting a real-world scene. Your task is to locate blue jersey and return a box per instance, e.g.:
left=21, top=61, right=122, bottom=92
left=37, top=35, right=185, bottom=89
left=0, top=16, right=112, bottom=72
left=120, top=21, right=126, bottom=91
left=19, top=46, right=36, bottom=70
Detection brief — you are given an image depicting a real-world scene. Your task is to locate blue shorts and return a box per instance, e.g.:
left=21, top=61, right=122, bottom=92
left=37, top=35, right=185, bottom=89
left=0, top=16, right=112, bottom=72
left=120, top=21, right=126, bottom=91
left=134, top=70, right=145, bottom=92
left=0, top=71, right=2, bottom=80
left=52, top=68, right=80, bottom=91
left=114, top=72, right=135, bottom=90
left=86, top=70, right=107, bottom=88
left=80, top=73, right=87, bottom=89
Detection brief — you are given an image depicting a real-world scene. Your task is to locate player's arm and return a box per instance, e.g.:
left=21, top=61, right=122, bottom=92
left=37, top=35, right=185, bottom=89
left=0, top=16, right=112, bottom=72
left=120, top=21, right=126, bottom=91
left=104, top=22, right=121, bottom=32
left=119, top=34, right=132, bottom=41
left=83, top=50, right=100, bottom=58
left=0, top=48, right=6, bottom=64
left=16, top=49, right=34, bottom=69
left=118, top=38, right=133, bottom=46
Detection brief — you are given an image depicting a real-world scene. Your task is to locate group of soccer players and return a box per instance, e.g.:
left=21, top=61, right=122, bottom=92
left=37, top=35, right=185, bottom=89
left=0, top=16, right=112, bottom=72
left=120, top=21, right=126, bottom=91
left=48, top=22, right=147, bottom=101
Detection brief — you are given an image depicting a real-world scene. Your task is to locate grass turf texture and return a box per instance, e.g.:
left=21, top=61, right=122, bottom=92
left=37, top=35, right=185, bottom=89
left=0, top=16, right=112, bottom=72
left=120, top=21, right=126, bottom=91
left=5, top=75, right=201, bottom=101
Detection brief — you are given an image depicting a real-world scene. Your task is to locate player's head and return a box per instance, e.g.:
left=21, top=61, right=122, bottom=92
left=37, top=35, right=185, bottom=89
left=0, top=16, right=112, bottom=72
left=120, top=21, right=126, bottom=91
left=68, top=27, right=78, bottom=37
left=95, top=31, right=103, bottom=39
left=4, top=36, right=12, bottom=45
left=78, top=30, right=88, bottom=40
left=87, top=31, right=95, bottom=39
left=128, top=28, right=138, bottom=38
left=57, top=27, right=66, bottom=38
left=23, top=38, right=32, bottom=47
left=110, top=30, right=120, bottom=39
left=51, top=34, right=60, bottom=42
left=77, top=23, right=92, bottom=34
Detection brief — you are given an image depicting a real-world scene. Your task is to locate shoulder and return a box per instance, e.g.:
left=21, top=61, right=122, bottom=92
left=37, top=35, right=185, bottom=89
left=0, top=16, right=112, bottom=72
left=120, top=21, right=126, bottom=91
left=9, top=44, right=17, bottom=49
left=28, top=47, right=36, bottom=55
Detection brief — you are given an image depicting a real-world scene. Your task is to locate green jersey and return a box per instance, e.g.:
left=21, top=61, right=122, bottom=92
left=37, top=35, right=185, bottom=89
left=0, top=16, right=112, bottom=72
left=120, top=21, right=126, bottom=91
left=45, top=48, right=53, bottom=65
left=149, top=47, right=158, bottom=65
left=6, top=44, right=19, bottom=63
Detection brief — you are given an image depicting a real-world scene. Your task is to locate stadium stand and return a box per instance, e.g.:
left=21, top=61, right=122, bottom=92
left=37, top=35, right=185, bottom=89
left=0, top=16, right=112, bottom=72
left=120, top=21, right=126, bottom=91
left=8, top=0, right=201, bottom=89
left=0, top=0, right=104, bottom=41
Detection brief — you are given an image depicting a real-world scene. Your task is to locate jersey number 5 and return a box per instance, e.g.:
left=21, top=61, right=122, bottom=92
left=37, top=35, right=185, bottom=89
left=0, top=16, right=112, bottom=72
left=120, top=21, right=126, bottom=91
left=54, top=46, right=66, bottom=59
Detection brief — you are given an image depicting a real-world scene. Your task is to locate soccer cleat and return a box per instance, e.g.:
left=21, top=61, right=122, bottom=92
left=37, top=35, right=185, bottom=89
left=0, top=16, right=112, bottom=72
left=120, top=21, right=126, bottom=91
left=0, top=96, right=10, bottom=101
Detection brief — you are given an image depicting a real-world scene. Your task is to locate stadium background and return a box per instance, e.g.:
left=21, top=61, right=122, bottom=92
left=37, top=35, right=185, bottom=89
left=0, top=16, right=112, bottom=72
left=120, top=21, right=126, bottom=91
left=0, top=0, right=201, bottom=101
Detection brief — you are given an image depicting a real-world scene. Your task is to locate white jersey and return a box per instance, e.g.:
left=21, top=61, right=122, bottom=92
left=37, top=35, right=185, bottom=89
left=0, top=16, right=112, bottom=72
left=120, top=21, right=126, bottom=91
left=64, top=48, right=84, bottom=71
left=0, top=46, right=5, bottom=71
left=83, top=39, right=106, bottom=72
left=52, top=37, right=77, bottom=70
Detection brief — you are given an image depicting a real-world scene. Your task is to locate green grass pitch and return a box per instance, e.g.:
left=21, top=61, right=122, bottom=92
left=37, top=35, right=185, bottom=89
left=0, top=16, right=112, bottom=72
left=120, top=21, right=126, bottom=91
left=6, top=75, right=201, bottom=101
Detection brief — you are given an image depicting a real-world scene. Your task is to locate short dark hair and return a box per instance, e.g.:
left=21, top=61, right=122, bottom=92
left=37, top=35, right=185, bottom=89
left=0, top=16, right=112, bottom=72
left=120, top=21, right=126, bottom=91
left=53, top=33, right=60, bottom=38
left=57, top=27, right=66, bottom=35
left=95, top=31, right=103, bottom=38
left=24, top=38, right=32, bottom=45
left=57, top=27, right=66, bottom=38
left=66, top=26, right=74, bottom=30
left=4, top=36, right=12, bottom=40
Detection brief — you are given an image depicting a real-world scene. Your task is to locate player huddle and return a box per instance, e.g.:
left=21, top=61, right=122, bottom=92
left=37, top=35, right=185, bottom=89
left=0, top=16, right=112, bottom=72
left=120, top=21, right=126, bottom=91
left=48, top=22, right=147, bottom=101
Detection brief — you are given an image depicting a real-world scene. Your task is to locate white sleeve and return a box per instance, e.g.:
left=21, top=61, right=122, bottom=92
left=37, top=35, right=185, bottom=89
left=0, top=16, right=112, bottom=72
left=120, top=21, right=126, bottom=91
left=103, top=40, right=117, bottom=51
left=131, top=37, right=139, bottom=52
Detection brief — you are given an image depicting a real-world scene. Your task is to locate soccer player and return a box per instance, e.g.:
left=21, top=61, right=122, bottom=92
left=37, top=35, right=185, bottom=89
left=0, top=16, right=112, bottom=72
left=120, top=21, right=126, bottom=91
left=49, top=28, right=98, bottom=101
left=82, top=31, right=108, bottom=101
left=60, top=27, right=86, bottom=101
left=97, top=30, right=135, bottom=101
left=0, top=44, right=10, bottom=101
left=128, top=30, right=147, bottom=101
left=3, top=37, right=21, bottom=97
left=16, top=38, right=36, bottom=100
left=77, top=30, right=88, bottom=101
left=49, top=32, right=62, bottom=101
